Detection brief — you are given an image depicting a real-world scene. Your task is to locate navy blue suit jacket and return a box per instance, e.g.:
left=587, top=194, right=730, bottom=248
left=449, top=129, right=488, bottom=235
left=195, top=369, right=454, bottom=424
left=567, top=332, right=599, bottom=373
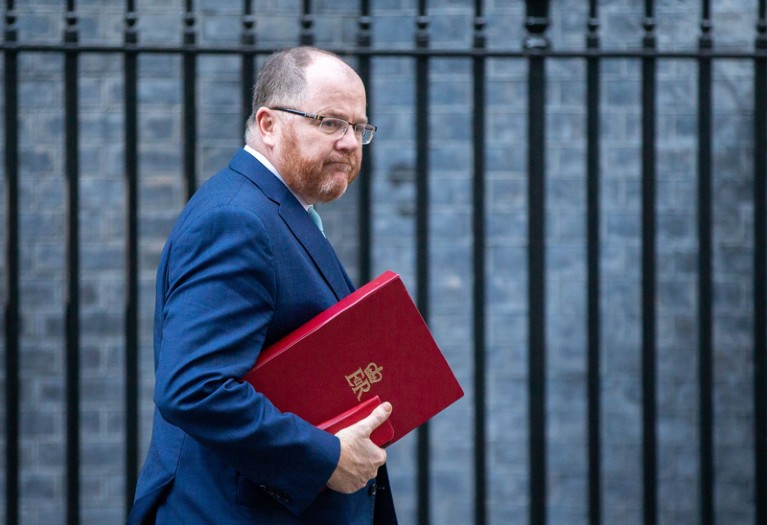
left=127, top=149, right=396, bottom=524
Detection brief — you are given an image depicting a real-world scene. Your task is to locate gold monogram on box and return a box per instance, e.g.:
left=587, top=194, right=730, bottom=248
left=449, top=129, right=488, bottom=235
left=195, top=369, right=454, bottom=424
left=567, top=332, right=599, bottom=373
left=345, top=362, right=384, bottom=400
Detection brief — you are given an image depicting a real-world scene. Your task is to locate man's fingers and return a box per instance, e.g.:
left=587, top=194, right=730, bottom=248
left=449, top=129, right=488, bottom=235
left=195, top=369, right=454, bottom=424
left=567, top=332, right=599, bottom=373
left=328, top=402, right=392, bottom=494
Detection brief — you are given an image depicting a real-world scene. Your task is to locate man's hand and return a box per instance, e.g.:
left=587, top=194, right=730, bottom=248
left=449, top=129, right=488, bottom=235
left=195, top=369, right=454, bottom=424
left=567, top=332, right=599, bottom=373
left=325, top=402, right=392, bottom=494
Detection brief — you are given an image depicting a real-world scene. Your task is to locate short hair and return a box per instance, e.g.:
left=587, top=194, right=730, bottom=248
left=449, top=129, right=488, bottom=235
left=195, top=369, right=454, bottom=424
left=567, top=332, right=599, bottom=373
left=244, top=47, right=340, bottom=141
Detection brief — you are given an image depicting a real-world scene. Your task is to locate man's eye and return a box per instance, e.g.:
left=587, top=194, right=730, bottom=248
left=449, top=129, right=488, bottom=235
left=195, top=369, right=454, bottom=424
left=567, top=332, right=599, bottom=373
left=320, top=119, right=344, bottom=132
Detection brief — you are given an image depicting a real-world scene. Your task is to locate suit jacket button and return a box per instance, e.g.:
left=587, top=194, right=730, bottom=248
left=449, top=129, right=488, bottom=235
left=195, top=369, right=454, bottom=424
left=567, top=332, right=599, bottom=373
left=368, top=482, right=377, bottom=496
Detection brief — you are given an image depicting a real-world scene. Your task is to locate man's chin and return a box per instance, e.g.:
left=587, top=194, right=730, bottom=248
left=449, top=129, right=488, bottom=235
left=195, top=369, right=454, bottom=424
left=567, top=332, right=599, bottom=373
left=316, top=183, right=348, bottom=203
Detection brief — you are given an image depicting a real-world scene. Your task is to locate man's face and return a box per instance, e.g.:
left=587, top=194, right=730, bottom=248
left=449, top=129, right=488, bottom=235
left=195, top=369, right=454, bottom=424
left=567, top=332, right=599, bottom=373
left=272, top=57, right=367, bottom=204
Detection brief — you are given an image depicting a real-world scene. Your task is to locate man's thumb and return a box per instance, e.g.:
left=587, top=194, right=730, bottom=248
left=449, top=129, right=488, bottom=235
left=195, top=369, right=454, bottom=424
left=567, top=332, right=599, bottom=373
left=359, top=401, right=392, bottom=436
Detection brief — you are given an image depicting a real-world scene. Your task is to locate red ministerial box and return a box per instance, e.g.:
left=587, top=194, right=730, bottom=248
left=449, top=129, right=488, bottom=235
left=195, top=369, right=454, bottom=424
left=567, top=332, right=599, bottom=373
left=242, top=271, right=464, bottom=447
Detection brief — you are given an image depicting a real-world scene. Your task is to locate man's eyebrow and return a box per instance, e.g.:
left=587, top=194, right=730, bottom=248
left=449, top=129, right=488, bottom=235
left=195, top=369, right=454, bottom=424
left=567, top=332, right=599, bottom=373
left=324, top=109, right=368, bottom=124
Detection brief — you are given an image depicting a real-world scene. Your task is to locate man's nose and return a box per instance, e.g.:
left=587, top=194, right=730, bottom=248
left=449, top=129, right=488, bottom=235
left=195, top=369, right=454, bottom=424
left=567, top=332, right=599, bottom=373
left=336, top=125, right=361, bottom=150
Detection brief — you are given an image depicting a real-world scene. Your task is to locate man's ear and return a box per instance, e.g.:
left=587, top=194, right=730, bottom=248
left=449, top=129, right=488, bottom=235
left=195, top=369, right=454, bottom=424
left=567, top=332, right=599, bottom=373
left=256, top=107, right=278, bottom=147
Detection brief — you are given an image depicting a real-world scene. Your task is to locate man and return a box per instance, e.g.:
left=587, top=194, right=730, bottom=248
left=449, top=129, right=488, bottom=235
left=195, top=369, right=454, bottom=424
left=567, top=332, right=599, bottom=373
left=127, top=47, right=397, bottom=524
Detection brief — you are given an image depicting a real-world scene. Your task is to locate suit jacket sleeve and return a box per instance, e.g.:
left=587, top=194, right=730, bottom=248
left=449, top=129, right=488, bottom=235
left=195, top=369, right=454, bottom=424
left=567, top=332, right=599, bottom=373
left=153, top=201, right=340, bottom=515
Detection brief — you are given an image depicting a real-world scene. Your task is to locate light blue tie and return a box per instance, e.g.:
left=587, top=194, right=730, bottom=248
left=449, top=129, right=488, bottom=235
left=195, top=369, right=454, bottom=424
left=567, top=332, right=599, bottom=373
left=307, top=205, right=325, bottom=237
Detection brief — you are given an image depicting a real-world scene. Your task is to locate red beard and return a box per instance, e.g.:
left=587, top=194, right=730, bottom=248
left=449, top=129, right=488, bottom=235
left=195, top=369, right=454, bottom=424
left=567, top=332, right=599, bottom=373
left=279, top=127, right=361, bottom=204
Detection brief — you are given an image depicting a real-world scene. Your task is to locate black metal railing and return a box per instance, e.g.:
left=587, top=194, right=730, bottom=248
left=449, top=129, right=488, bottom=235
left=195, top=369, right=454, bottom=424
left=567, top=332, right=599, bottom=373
left=3, top=4, right=19, bottom=525
left=754, top=3, right=767, bottom=525
left=640, top=8, right=658, bottom=525
left=585, top=4, right=602, bottom=525
left=2, top=1, right=766, bottom=525
left=697, top=4, right=715, bottom=525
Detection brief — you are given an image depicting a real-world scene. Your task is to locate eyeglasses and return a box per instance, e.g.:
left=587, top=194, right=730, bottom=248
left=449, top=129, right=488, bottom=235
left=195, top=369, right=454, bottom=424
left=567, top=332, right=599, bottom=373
left=270, top=107, right=377, bottom=145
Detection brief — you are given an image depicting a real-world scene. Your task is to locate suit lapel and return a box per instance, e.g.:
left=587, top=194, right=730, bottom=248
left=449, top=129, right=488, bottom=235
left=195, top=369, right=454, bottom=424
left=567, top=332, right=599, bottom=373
left=278, top=203, right=352, bottom=300
left=229, top=149, right=352, bottom=301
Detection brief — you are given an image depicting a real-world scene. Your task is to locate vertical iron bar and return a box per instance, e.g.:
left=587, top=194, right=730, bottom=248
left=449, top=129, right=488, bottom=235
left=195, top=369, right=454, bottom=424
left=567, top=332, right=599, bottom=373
left=182, top=1, right=197, bottom=199
left=64, top=5, right=81, bottom=525
left=241, top=0, right=256, bottom=129
left=754, top=2, right=767, bottom=524
left=472, top=3, right=487, bottom=524
left=3, top=3, right=19, bottom=525
left=415, top=2, right=431, bottom=524
left=585, top=3, right=602, bottom=525
left=357, top=0, right=373, bottom=283
left=641, top=4, right=658, bottom=525
left=300, top=0, right=314, bottom=46
left=524, top=3, right=550, bottom=525
left=123, top=0, right=140, bottom=514
left=697, top=3, right=714, bottom=525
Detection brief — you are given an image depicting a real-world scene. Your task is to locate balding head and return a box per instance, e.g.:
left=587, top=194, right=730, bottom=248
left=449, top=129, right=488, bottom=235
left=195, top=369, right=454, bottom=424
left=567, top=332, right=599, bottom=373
left=245, top=47, right=360, bottom=143
left=244, top=47, right=369, bottom=205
